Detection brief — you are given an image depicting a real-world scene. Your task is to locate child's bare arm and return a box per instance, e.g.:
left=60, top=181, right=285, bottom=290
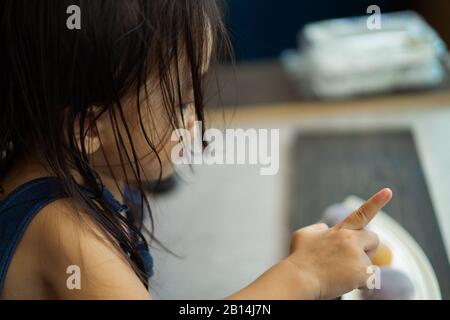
left=29, top=199, right=152, bottom=300
left=227, top=188, right=392, bottom=300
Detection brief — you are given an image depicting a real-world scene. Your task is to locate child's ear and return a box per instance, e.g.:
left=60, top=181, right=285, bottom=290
left=74, top=106, right=102, bottom=155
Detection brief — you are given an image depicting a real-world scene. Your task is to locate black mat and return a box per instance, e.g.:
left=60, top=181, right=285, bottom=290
left=290, top=130, right=450, bottom=299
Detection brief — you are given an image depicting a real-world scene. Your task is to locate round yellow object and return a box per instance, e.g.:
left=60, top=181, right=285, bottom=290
left=371, top=243, right=393, bottom=266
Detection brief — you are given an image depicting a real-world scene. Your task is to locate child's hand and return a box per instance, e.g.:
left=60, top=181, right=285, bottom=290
left=286, top=188, right=392, bottom=299
left=227, top=188, right=392, bottom=300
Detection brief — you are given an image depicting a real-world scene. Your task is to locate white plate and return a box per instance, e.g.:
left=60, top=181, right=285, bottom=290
left=341, top=196, right=441, bottom=300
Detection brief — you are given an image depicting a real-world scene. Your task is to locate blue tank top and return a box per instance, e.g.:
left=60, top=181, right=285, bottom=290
left=0, top=177, right=153, bottom=292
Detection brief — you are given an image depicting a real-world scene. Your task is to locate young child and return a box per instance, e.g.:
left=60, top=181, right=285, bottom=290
left=0, top=0, right=392, bottom=299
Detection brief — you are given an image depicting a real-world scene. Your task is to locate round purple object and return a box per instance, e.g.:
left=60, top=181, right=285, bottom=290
left=361, top=268, right=415, bottom=300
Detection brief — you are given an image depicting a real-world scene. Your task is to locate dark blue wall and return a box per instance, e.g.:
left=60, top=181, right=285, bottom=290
left=225, top=0, right=409, bottom=61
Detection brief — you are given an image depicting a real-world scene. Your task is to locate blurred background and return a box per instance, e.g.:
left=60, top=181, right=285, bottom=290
left=148, top=0, right=450, bottom=300
left=227, top=0, right=448, bottom=61
left=206, top=0, right=450, bottom=106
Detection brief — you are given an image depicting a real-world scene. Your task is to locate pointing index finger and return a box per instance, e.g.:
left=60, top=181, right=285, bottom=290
left=336, top=188, right=393, bottom=230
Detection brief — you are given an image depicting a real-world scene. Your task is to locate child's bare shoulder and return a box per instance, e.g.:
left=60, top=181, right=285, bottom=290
left=7, top=198, right=150, bottom=299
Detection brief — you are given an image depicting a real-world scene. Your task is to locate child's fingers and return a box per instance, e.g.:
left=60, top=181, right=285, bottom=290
left=336, top=188, right=392, bottom=230
left=366, top=248, right=377, bottom=260
left=304, top=223, right=329, bottom=232
left=354, top=230, right=380, bottom=253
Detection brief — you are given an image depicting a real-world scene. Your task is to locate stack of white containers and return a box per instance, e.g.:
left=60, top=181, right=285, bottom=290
left=282, top=11, right=448, bottom=99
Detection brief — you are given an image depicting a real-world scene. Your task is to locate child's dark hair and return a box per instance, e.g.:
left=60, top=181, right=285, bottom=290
left=0, top=0, right=230, bottom=286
